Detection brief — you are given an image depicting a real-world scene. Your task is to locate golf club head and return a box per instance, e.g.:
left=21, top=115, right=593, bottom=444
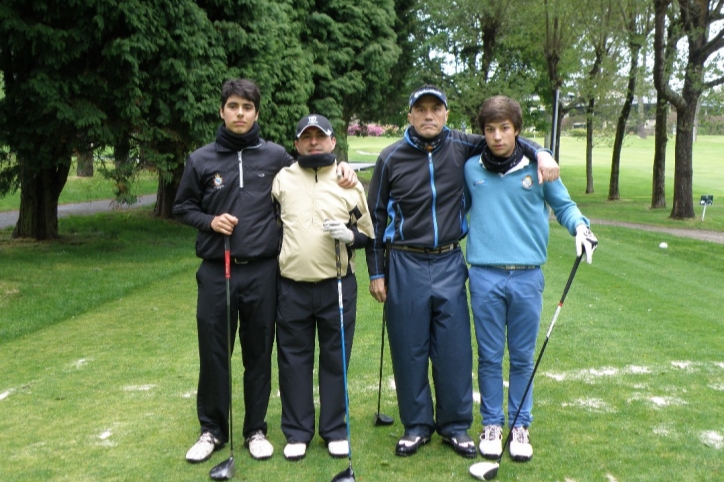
left=209, top=457, right=235, bottom=481
left=469, top=461, right=499, bottom=481
left=373, top=413, right=394, bottom=426
left=330, top=466, right=355, bottom=482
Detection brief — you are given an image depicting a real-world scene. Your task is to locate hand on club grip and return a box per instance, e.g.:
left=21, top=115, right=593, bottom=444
left=323, top=219, right=354, bottom=244
left=575, top=224, right=598, bottom=264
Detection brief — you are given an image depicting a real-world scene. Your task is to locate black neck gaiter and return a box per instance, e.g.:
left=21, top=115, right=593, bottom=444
left=480, top=142, right=524, bottom=173
left=297, top=153, right=336, bottom=169
left=216, top=123, right=261, bottom=151
left=408, top=126, right=446, bottom=153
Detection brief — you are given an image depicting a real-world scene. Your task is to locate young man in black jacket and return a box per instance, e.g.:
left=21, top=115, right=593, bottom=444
left=174, top=79, right=356, bottom=464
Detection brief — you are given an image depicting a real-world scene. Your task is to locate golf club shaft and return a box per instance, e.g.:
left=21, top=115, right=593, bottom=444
left=497, top=254, right=583, bottom=464
left=376, top=240, right=391, bottom=418
left=225, top=236, right=234, bottom=456
left=376, top=309, right=386, bottom=414
left=335, top=240, right=353, bottom=466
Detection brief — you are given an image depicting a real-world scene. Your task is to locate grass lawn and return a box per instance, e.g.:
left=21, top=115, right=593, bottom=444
left=1, top=134, right=723, bottom=481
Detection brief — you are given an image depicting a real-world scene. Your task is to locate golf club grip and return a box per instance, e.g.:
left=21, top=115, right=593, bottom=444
left=224, top=236, right=231, bottom=280
left=335, top=240, right=342, bottom=280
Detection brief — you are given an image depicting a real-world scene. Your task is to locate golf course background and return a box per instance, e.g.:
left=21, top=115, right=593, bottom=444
left=1, top=135, right=722, bottom=481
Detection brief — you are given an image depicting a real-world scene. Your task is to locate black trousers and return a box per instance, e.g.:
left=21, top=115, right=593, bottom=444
left=195, top=257, right=277, bottom=443
left=276, top=274, right=356, bottom=443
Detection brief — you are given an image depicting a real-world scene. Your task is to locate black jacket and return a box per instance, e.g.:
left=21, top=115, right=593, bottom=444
left=173, top=137, right=293, bottom=261
left=365, top=126, right=543, bottom=278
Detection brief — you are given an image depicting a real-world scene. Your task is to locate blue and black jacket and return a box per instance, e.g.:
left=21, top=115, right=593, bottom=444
left=365, top=126, right=544, bottom=279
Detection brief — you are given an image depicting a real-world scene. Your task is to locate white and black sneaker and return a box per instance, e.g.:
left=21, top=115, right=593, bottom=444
left=245, top=430, right=274, bottom=460
left=186, top=432, right=221, bottom=463
left=509, top=426, right=533, bottom=462
left=479, top=425, right=503, bottom=459
left=283, top=442, right=307, bottom=461
left=327, top=439, right=350, bottom=458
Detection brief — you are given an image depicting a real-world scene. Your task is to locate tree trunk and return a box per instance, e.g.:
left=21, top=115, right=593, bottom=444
left=609, top=42, right=640, bottom=201
left=154, top=164, right=183, bottom=219
left=651, top=96, right=668, bottom=209
left=76, top=149, right=94, bottom=177
left=585, top=97, right=595, bottom=193
left=13, top=159, right=71, bottom=240
left=670, top=99, right=696, bottom=219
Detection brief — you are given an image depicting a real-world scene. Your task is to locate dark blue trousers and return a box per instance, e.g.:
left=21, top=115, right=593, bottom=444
left=386, top=248, right=473, bottom=438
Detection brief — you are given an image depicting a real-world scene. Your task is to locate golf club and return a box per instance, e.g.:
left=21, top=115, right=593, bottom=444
left=374, top=240, right=394, bottom=426
left=470, top=254, right=583, bottom=481
left=331, top=240, right=356, bottom=482
left=210, top=236, right=235, bottom=481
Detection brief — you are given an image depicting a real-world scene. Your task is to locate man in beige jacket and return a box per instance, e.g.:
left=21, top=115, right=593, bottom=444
left=271, top=114, right=374, bottom=462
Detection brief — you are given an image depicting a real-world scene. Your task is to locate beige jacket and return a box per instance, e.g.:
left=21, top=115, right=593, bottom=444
left=272, top=162, right=374, bottom=282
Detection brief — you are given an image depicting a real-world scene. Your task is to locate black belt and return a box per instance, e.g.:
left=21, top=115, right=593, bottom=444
left=232, top=256, right=261, bottom=265
left=489, top=265, right=538, bottom=270
left=390, top=243, right=459, bottom=255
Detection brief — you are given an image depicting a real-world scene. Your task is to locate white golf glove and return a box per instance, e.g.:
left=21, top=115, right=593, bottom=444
left=323, top=219, right=354, bottom=244
left=575, top=224, right=598, bottom=264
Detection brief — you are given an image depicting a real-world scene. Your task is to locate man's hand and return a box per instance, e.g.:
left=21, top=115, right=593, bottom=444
left=575, top=224, right=598, bottom=264
left=369, top=277, right=386, bottom=303
left=336, top=162, right=358, bottom=188
left=323, top=219, right=354, bottom=244
left=536, top=150, right=560, bottom=184
left=210, top=213, right=238, bottom=235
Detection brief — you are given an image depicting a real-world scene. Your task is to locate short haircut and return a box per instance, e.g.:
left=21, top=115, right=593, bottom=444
left=220, top=79, right=261, bottom=111
left=476, top=95, right=523, bottom=133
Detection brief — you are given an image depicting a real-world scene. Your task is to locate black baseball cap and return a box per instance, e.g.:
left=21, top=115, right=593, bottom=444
left=408, top=86, right=448, bottom=110
left=296, top=114, right=334, bottom=138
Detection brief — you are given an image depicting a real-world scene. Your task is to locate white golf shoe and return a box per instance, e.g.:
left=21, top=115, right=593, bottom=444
left=327, top=439, right=349, bottom=458
left=509, top=426, right=533, bottom=462
left=283, top=442, right=307, bottom=461
left=186, top=432, right=221, bottom=463
left=245, top=430, right=274, bottom=460
left=479, top=425, right=503, bottom=459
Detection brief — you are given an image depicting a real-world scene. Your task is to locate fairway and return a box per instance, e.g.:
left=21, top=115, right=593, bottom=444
left=1, top=135, right=723, bottom=481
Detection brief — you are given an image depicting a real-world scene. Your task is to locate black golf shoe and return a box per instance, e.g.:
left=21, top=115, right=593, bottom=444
left=395, top=433, right=430, bottom=457
left=443, top=432, right=478, bottom=458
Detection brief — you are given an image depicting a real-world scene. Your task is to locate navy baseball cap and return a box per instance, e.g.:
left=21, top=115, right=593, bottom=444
left=296, top=114, right=334, bottom=138
left=408, top=86, right=448, bottom=110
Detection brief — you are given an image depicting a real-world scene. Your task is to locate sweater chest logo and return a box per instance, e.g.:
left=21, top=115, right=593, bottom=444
left=521, top=175, right=533, bottom=189
left=213, top=173, right=224, bottom=190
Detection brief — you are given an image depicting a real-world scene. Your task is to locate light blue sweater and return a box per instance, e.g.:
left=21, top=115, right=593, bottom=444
left=464, top=154, right=588, bottom=267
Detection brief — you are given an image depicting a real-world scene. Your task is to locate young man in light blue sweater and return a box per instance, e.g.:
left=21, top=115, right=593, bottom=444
left=464, top=95, right=598, bottom=463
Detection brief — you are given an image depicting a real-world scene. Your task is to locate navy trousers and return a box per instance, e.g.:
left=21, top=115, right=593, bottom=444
left=386, top=248, right=473, bottom=438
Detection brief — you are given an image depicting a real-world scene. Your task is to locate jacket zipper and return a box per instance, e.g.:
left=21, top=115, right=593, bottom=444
left=428, top=151, right=439, bottom=247
left=238, top=151, right=243, bottom=188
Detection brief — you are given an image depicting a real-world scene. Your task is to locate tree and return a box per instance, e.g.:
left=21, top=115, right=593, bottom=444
left=651, top=0, right=682, bottom=209
left=653, top=0, right=724, bottom=219
left=199, top=0, right=315, bottom=152
left=608, top=0, right=653, bottom=201
left=299, top=0, right=401, bottom=161
left=576, top=0, right=622, bottom=193
left=0, top=1, right=112, bottom=239
left=0, top=0, right=227, bottom=236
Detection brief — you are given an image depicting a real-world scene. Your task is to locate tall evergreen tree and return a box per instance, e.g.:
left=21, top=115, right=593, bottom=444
left=299, top=0, right=400, bottom=161
left=199, top=0, right=315, bottom=152
left=0, top=0, right=226, bottom=236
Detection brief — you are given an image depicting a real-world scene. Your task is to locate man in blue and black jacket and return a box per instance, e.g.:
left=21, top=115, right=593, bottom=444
left=365, top=85, right=559, bottom=460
